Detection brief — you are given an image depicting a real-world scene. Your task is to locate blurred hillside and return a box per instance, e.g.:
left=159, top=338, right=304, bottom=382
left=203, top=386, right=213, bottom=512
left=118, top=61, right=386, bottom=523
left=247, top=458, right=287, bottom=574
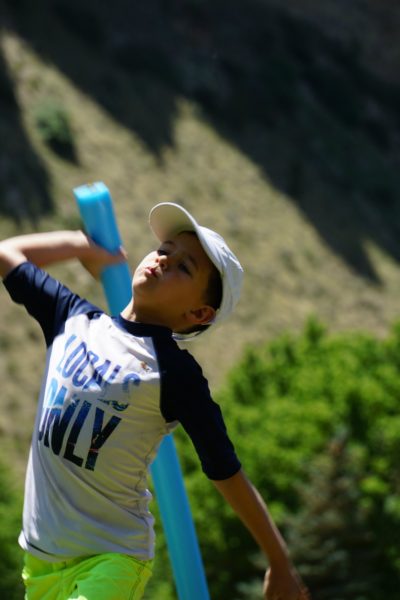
left=1, top=0, right=400, bottom=473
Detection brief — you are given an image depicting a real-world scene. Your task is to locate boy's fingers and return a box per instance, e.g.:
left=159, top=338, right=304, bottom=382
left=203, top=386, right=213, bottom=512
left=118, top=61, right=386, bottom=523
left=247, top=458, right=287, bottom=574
left=109, top=247, right=128, bottom=264
left=117, top=246, right=128, bottom=260
left=97, top=245, right=127, bottom=264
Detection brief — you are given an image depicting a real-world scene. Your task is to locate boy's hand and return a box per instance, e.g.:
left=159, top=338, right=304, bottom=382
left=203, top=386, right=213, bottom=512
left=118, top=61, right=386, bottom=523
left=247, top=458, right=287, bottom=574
left=79, top=237, right=128, bottom=280
left=263, top=565, right=311, bottom=600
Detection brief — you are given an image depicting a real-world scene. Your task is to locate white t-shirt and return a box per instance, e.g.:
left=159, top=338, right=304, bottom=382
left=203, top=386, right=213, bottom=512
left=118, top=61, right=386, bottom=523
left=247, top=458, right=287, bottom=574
left=4, top=262, right=241, bottom=561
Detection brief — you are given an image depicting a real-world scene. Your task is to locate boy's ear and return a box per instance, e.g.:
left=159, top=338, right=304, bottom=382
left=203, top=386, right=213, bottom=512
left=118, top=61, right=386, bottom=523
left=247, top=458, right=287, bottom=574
left=188, top=305, right=216, bottom=325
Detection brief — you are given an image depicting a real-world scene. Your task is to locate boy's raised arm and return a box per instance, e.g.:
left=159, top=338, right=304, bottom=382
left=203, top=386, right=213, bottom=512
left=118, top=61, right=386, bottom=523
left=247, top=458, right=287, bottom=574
left=0, top=231, right=126, bottom=279
left=212, top=469, right=310, bottom=600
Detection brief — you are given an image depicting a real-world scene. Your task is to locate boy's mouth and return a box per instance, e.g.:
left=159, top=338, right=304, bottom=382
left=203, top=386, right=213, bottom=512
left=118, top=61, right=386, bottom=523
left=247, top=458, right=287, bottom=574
left=145, top=266, right=158, bottom=278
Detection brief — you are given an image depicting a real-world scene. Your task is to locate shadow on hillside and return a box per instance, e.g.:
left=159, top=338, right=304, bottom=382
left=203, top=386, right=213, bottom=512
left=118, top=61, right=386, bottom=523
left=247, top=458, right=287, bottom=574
left=0, top=36, right=52, bottom=224
left=2, top=0, right=400, bottom=279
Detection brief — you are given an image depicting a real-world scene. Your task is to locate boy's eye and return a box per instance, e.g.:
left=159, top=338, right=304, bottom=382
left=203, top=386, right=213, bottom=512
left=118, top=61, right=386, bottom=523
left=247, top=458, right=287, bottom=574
left=157, top=247, right=191, bottom=275
left=179, top=263, right=190, bottom=274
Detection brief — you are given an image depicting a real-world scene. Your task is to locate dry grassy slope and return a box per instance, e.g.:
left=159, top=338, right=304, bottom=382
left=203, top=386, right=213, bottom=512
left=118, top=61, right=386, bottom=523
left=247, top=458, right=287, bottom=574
left=1, top=26, right=400, bottom=477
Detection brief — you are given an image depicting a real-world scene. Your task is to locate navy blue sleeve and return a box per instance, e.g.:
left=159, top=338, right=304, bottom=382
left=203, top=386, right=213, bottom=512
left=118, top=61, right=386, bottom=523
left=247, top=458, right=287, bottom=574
left=155, top=339, right=241, bottom=480
left=3, top=262, right=101, bottom=347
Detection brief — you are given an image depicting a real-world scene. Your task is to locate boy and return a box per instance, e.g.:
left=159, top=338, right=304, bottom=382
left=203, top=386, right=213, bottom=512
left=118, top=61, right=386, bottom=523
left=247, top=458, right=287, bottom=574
left=0, top=202, right=310, bottom=600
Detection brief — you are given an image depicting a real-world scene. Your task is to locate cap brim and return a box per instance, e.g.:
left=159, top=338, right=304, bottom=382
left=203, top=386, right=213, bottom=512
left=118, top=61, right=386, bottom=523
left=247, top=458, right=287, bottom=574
left=149, top=203, right=198, bottom=240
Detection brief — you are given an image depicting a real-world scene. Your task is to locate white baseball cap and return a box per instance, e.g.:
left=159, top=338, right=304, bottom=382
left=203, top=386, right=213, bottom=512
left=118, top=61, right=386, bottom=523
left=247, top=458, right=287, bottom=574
left=149, top=202, right=243, bottom=340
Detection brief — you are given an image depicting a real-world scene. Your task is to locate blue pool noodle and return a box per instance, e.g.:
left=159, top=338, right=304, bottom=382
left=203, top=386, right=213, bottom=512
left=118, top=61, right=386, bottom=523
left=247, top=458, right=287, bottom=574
left=73, top=182, right=210, bottom=600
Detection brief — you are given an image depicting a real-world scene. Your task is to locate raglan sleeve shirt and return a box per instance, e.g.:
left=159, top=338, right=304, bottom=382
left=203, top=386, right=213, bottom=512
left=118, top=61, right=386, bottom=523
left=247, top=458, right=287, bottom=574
left=2, top=261, right=241, bottom=561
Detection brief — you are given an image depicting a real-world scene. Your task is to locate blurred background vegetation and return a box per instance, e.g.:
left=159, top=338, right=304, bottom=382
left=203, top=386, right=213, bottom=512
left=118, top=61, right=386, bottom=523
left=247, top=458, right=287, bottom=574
left=1, top=0, right=400, bottom=598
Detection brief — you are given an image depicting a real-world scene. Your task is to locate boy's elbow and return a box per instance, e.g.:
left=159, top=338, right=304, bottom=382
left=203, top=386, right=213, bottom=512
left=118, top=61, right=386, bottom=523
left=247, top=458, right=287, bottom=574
left=0, top=241, right=26, bottom=279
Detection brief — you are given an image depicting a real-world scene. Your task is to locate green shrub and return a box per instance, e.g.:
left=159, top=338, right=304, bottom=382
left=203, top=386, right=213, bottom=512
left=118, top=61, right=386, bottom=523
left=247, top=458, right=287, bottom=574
left=0, top=462, right=24, bottom=599
left=34, top=100, right=74, bottom=150
left=164, top=318, right=400, bottom=599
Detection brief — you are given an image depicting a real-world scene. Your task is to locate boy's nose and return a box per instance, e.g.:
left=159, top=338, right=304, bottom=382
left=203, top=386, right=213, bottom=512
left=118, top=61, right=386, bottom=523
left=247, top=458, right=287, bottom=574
left=157, top=254, right=169, bottom=270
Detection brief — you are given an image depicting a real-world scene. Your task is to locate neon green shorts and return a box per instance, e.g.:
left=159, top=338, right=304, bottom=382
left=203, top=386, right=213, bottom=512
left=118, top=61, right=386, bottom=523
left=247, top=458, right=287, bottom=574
left=22, top=551, right=153, bottom=600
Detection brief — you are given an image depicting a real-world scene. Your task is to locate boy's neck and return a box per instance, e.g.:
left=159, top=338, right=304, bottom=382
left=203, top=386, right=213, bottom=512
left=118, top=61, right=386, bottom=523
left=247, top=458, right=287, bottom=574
left=120, top=300, right=176, bottom=330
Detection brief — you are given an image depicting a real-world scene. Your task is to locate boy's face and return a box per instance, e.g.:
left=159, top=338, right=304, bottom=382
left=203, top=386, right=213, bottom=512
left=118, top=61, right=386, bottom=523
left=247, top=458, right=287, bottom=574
left=132, top=232, right=216, bottom=331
